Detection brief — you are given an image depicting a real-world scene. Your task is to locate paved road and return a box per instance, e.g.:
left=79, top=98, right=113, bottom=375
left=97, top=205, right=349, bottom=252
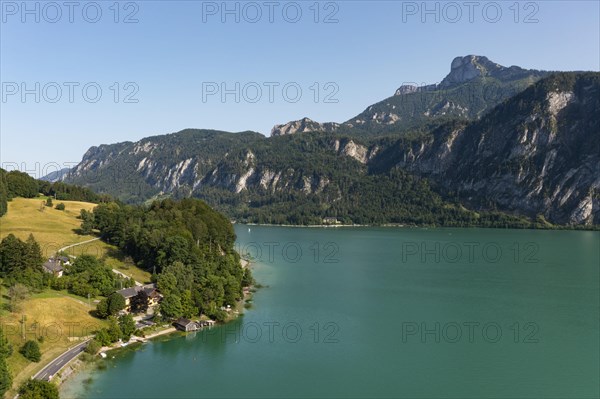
left=33, top=340, right=90, bottom=382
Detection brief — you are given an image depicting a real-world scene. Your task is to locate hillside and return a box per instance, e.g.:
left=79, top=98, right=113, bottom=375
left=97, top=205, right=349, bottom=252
left=272, top=55, right=551, bottom=136
left=63, top=61, right=599, bottom=227
left=388, top=72, right=600, bottom=225
left=1, top=198, right=98, bottom=255
left=0, top=197, right=152, bottom=396
left=0, top=291, right=108, bottom=397
left=0, top=197, right=152, bottom=279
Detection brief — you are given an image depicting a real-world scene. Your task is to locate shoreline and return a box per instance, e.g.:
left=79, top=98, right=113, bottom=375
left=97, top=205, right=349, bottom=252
left=240, top=222, right=600, bottom=232
left=57, top=262, right=256, bottom=395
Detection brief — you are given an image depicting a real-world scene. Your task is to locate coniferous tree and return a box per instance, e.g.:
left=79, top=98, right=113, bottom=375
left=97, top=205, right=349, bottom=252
left=0, top=327, right=13, bottom=358
left=0, top=356, right=12, bottom=397
left=20, top=340, right=41, bottom=362
left=25, top=234, right=43, bottom=270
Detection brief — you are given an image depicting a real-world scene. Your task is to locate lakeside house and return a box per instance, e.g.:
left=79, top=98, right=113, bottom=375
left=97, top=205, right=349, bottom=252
left=174, top=318, right=198, bottom=332
left=173, top=318, right=215, bottom=332
left=116, top=283, right=161, bottom=312
left=322, top=217, right=341, bottom=225
left=199, top=320, right=216, bottom=327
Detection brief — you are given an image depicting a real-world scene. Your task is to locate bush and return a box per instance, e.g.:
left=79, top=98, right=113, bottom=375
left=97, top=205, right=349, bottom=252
left=55, top=203, right=65, bottom=211
left=19, top=379, right=59, bottom=399
left=95, top=329, right=112, bottom=346
left=20, top=340, right=41, bottom=362
left=45, top=197, right=53, bottom=207
left=212, top=309, right=228, bottom=323
left=84, top=339, right=102, bottom=355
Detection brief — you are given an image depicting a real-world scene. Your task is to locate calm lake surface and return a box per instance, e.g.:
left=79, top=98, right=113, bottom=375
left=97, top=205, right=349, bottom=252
left=62, top=226, right=599, bottom=398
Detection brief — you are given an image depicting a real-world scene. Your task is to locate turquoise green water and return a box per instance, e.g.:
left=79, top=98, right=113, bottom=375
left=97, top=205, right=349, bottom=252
left=62, top=227, right=599, bottom=398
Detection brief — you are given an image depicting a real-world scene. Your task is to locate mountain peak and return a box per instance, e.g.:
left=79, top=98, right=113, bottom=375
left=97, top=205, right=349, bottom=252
left=271, top=117, right=339, bottom=136
left=439, top=55, right=507, bottom=87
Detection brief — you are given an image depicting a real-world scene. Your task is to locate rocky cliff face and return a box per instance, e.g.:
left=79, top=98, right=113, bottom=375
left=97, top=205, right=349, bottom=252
left=271, top=117, right=340, bottom=136
left=65, top=63, right=598, bottom=226
left=439, top=55, right=502, bottom=87
left=274, top=55, right=550, bottom=136
left=386, top=73, right=600, bottom=225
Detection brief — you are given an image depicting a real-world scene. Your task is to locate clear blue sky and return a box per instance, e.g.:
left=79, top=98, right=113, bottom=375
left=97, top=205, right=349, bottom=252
left=1, top=0, right=599, bottom=177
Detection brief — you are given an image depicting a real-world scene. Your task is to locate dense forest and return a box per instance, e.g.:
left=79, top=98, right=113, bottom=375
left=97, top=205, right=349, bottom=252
left=83, top=198, right=250, bottom=321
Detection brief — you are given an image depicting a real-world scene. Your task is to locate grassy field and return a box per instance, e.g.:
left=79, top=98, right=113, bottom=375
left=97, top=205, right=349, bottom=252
left=0, top=197, right=100, bottom=258
left=0, top=289, right=108, bottom=397
left=0, top=197, right=151, bottom=393
left=105, top=255, right=152, bottom=284
left=0, top=197, right=152, bottom=282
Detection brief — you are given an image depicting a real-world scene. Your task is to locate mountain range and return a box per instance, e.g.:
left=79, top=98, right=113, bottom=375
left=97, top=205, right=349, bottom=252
left=60, top=56, right=600, bottom=227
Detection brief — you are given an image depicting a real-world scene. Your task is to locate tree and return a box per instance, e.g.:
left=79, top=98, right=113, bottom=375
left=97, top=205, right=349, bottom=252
left=157, top=272, right=177, bottom=296
left=159, top=295, right=182, bottom=319
left=96, top=292, right=126, bottom=319
left=118, top=315, right=136, bottom=341
left=20, top=340, right=41, bottom=362
left=55, top=203, right=65, bottom=211
left=213, top=309, right=228, bottom=323
left=181, top=290, right=197, bottom=319
left=196, top=275, right=225, bottom=315
left=0, top=170, right=8, bottom=217
left=0, top=234, right=44, bottom=289
left=24, top=234, right=43, bottom=270
left=130, top=290, right=149, bottom=314
left=0, top=356, right=12, bottom=398
left=107, top=317, right=122, bottom=343
left=242, top=268, right=254, bottom=287
left=0, top=234, right=25, bottom=276
left=8, top=284, right=30, bottom=312
left=5, top=170, right=38, bottom=198
left=45, top=197, right=53, bottom=207
left=0, top=327, right=13, bottom=358
left=18, top=379, right=59, bottom=399
left=84, top=339, right=102, bottom=355
left=95, top=299, right=109, bottom=319
left=162, top=262, right=194, bottom=292
left=107, top=292, right=126, bottom=315
left=66, top=255, right=130, bottom=298
left=95, top=329, right=111, bottom=346
left=80, top=209, right=94, bottom=235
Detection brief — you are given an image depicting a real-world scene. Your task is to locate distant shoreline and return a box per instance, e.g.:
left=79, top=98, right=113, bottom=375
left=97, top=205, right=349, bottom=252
left=243, top=223, right=387, bottom=228
left=237, top=222, right=600, bottom=232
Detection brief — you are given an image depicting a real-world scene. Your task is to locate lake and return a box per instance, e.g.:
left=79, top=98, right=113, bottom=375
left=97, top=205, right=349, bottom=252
left=61, top=226, right=600, bottom=398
